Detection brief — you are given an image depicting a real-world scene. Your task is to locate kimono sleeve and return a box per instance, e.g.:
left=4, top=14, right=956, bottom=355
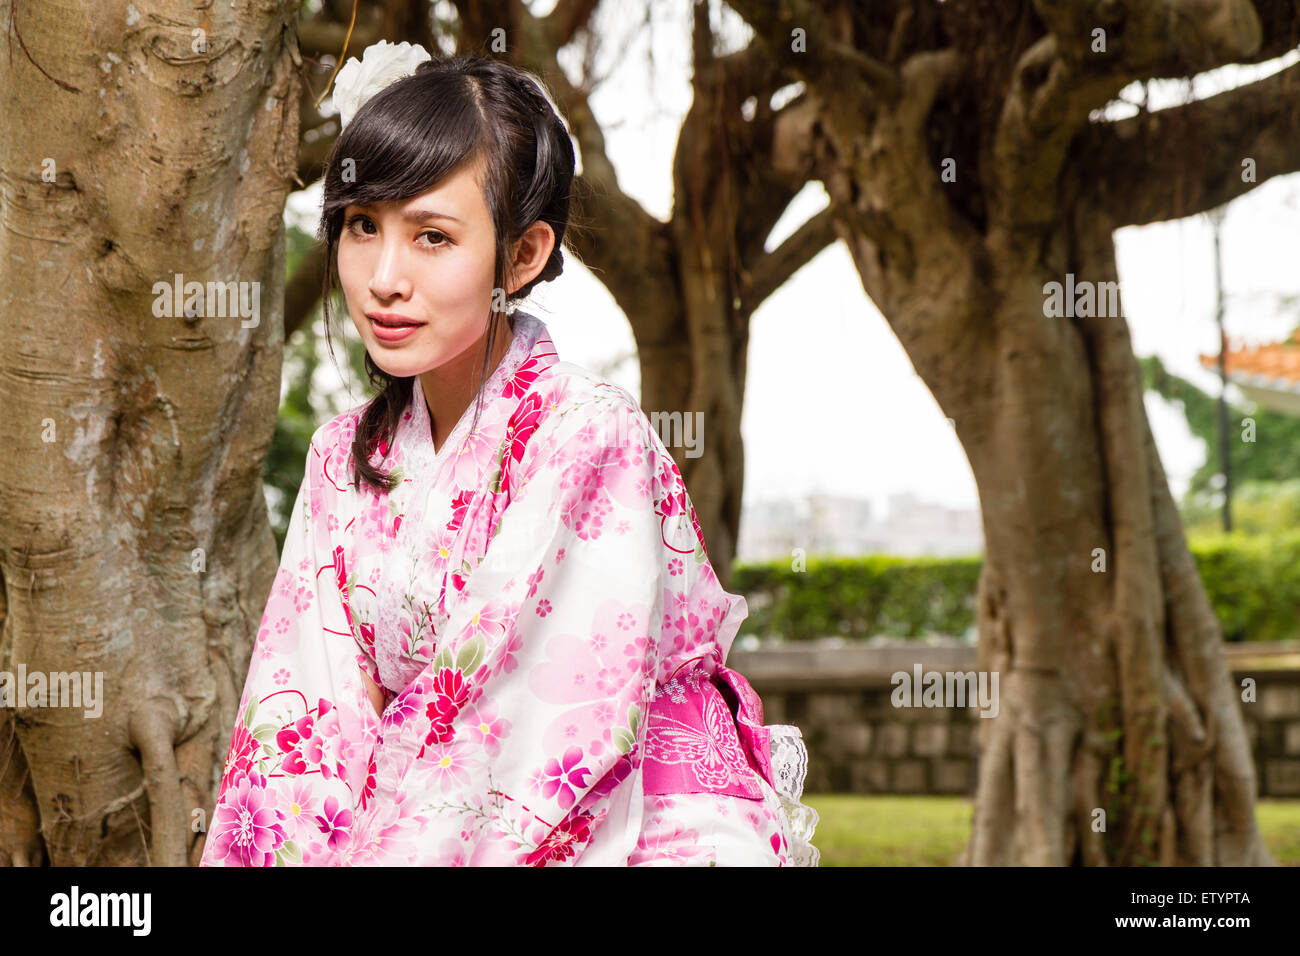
left=200, top=427, right=380, bottom=867
left=352, top=388, right=672, bottom=866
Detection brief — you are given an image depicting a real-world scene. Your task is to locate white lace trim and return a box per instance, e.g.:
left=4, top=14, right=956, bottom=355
left=767, top=724, right=820, bottom=867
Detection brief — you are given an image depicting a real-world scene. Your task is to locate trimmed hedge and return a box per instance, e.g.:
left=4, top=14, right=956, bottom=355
left=1191, top=531, right=1300, bottom=643
left=730, top=531, right=1300, bottom=643
left=730, top=554, right=983, bottom=643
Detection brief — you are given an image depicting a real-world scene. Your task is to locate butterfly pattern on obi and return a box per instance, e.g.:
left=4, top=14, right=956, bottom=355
left=643, top=667, right=764, bottom=798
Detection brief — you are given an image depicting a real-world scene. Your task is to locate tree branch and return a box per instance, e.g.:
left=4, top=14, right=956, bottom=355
left=511, top=6, right=671, bottom=333
left=1030, top=0, right=1262, bottom=70
left=545, top=0, right=601, bottom=49
left=1080, top=60, right=1300, bottom=228
left=284, top=243, right=329, bottom=340
left=723, top=0, right=898, bottom=112
left=733, top=91, right=826, bottom=269
left=713, top=42, right=802, bottom=106
left=739, top=206, right=838, bottom=313
left=295, top=18, right=381, bottom=61
left=991, top=0, right=1269, bottom=234
left=296, top=126, right=338, bottom=188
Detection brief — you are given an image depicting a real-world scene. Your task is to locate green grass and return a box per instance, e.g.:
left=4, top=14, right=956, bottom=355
left=1257, top=800, right=1300, bottom=865
left=803, top=794, right=1300, bottom=866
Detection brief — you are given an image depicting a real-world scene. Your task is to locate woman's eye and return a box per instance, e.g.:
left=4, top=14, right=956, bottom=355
left=343, top=216, right=448, bottom=250
left=344, top=214, right=375, bottom=235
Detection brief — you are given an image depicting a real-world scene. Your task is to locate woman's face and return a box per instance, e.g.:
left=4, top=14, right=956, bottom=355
left=337, top=161, right=499, bottom=380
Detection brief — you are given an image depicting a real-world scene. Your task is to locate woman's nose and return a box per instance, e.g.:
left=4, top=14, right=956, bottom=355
left=368, top=241, right=414, bottom=301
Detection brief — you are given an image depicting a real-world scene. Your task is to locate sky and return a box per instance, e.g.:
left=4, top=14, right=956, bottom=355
left=287, top=3, right=1300, bottom=522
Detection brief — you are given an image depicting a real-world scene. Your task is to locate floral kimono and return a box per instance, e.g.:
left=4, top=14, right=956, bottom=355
left=201, top=311, right=819, bottom=867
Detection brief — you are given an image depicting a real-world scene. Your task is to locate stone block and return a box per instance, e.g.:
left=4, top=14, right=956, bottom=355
left=933, top=758, right=974, bottom=794
left=761, top=693, right=788, bottom=725
left=1265, top=759, right=1300, bottom=797
left=808, top=693, right=860, bottom=726
left=862, top=688, right=895, bottom=712
left=849, top=758, right=889, bottom=793
left=1258, top=719, right=1286, bottom=755
left=828, top=721, right=873, bottom=757
left=805, top=761, right=833, bottom=794
left=1258, top=684, right=1300, bottom=720
left=1285, top=721, right=1300, bottom=756
left=784, top=692, right=809, bottom=723
left=873, top=722, right=909, bottom=757
left=885, top=698, right=932, bottom=722
left=913, top=723, right=949, bottom=757
left=892, top=759, right=927, bottom=793
left=948, top=721, right=976, bottom=756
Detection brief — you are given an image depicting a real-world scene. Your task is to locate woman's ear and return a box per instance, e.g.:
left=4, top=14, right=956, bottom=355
left=507, top=221, right=556, bottom=293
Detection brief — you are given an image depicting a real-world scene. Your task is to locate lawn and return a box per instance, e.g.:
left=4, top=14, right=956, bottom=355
left=803, top=794, right=1300, bottom=866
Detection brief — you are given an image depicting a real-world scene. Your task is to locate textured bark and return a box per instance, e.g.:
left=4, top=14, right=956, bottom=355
left=723, top=0, right=1292, bottom=864
left=0, top=0, right=303, bottom=865
left=956, top=228, right=1268, bottom=865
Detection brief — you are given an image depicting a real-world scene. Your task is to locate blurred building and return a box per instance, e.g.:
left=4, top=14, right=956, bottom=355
left=736, top=492, right=983, bottom=562
left=1198, top=325, right=1300, bottom=416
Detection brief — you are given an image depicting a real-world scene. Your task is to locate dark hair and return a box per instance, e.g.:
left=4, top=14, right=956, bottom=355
left=317, top=53, right=576, bottom=494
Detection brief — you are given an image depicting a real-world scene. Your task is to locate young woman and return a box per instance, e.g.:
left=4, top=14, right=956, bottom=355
left=202, top=44, right=818, bottom=867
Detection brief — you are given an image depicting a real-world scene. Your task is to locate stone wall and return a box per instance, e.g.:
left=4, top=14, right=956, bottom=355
left=726, top=642, right=1300, bottom=797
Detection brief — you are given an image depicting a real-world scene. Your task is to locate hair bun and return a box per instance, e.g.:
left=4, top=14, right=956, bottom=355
left=539, top=248, right=564, bottom=283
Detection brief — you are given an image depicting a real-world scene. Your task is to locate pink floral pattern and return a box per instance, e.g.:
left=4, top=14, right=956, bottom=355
left=201, top=312, right=794, bottom=867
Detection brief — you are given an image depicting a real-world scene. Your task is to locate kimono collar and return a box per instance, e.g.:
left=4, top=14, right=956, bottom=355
left=406, top=310, right=555, bottom=460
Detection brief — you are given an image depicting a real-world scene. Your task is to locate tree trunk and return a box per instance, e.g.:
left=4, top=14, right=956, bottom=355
left=833, top=204, right=1271, bottom=864
left=637, top=273, right=749, bottom=588
left=0, top=0, right=303, bottom=865
left=710, top=0, right=1294, bottom=866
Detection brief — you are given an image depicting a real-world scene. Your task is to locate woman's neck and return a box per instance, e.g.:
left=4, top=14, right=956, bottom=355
left=419, top=315, right=515, bottom=455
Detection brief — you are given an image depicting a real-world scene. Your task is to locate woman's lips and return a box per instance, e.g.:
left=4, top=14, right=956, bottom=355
left=367, top=314, right=423, bottom=342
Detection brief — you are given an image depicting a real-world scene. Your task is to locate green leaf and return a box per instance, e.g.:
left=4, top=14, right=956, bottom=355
left=242, top=698, right=258, bottom=727
left=611, top=727, right=635, bottom=755
left=280, top=839, right=302, bottom=864
left=251, top=722, right=280, bottom=743
left=626, top=703, right=641, bottom=737
left=456, top=634, right=485, bottom=675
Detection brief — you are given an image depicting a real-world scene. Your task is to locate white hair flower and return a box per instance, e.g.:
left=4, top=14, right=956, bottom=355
left=331, top=40, right=432, bottom=129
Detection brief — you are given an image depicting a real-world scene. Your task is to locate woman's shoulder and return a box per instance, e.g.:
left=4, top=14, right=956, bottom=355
left=312, top=402, right=369, bottom=453
left=516, top=359, right=689, bottom=507
left=304, top=400, right=375, bottom=485
left=536, top=359, right=644, bottom=428
left=524, top=359, right=660, bottom=458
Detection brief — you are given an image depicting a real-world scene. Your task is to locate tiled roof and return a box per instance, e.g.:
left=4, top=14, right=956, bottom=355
left=1198, top=328, right=1300, bottom=387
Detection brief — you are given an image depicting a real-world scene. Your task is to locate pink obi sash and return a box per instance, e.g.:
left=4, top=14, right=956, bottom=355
left=642, top=663, right=774, bottom=799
